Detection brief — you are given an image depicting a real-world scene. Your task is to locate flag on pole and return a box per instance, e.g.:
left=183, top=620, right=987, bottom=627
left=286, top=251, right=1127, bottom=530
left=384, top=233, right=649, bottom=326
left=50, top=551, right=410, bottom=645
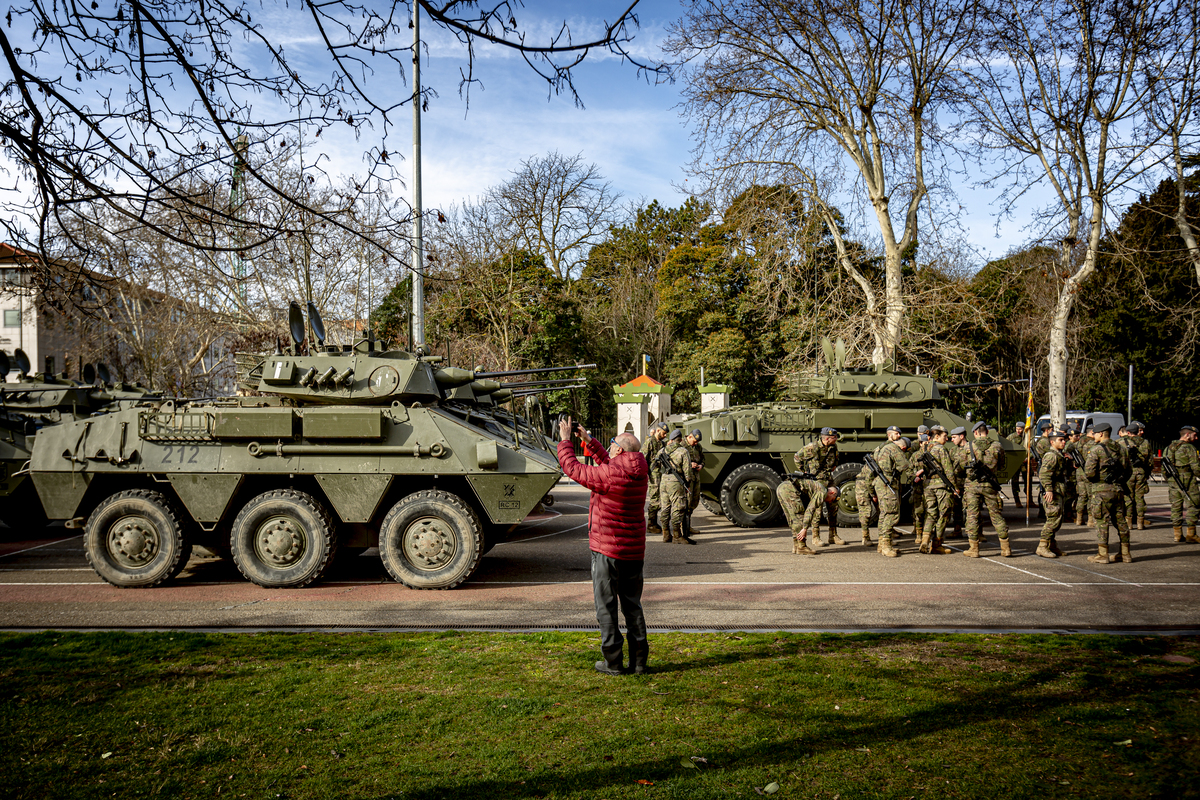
left=1024, top=369, right=1035, bottom=449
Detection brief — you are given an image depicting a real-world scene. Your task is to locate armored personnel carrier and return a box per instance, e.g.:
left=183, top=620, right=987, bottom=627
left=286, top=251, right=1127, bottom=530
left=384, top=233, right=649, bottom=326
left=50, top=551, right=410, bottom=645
left=670, top=338, right=1026, bottom=528
left=29, top=302, right=588, bottom=590
left=0, top=349, right=156, bottom=533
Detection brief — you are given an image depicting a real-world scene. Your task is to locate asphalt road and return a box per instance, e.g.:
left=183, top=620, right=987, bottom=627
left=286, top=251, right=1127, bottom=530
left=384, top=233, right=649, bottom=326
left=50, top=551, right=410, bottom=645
left=1, top=481, right=1197, bottom=632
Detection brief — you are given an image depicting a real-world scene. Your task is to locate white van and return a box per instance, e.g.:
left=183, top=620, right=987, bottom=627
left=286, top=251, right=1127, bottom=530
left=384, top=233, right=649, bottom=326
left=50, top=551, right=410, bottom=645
left=1034, top=410, right=1126, bottom=434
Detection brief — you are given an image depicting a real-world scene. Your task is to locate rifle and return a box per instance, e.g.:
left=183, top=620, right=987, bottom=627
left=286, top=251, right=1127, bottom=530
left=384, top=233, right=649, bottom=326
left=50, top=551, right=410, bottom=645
left=1162, top=455, right=1190, bottom=495
left=785, top=471, right=820, bottom=483
left=655, top=446, right=690, bottom=490
left=1064, top=448, right=1084, bottom=471
left=919, top=450, right=961, bottom=498
left=863, top=453, right=898, bottom=498
left=966, top=441, right=1001, bottom=492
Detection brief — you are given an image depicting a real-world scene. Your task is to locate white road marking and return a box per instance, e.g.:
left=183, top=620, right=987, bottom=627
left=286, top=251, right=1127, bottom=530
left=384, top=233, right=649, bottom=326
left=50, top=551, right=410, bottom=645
left=941, top=543, right=1074, bottom=587
left=494, top=521, right=588, bottom=544
left=0, top=535, right=83, bottom=559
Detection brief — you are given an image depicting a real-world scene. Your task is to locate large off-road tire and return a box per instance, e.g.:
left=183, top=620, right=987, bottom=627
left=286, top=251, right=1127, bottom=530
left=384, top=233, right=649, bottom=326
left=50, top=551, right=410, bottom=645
left=230, top=489, right=337, bottom=588
left=700, top=496, right=724, bottom=517
left=84, top=490, right=191, bottom=588
left=831, top=461, right=876, bottom=528
left=719, top=463, right=784, bottom=528
left=378, top=490, right=483, bottom=589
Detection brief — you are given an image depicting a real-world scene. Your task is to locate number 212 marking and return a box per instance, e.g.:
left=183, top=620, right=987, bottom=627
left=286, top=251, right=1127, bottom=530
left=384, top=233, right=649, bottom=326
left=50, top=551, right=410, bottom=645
left=161, top=445, right=201, bottom=464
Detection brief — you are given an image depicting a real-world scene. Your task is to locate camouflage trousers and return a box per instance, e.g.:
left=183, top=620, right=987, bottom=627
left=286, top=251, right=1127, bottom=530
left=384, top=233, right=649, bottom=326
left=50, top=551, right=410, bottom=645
left=1125, top=469, right=1148, bottom=523
left=873, top=479, right=901, bottom=537
left=1168, top=480, right=1200, bottom=526
left=1075, top=479, right=1091, bottom=522
left=689, top=479, right=701, bottom=513
left=964, top=483, right=1009, bottom=541
left=923, top=486, right=954, bottom=539
left=1090, top=485, right=1130, bottom=545
left=779, top=479, right=824, bottom=539
left=645, top=471, right=663, bottom=526
left=856, top=475, right=875, bottom=531
left=657, top=480, right=689, bottom=539
left=1039, top=489, right=1064, bottom=541
left=912, top=482, right=927, bottom=532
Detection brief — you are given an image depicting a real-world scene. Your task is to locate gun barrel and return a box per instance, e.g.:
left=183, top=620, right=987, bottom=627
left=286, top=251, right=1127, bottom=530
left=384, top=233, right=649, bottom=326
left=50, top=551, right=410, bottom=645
left=472, top=363, right=597, bottom=379
left=944, top=379, right=1030, bottom=390
left=496, top=377, right=585, bottom=389
left=510, top=383, right=587, bottom=397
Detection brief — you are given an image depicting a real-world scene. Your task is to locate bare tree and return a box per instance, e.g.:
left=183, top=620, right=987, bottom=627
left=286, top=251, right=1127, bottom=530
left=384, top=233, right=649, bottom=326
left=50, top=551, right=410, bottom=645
left=0, top=1, right=664, bottom=292
left=667, top=0, right=981, bottom=364
left=965, top=0, right=1174, bottom=427
left=489, top=152, right=620, bottom=284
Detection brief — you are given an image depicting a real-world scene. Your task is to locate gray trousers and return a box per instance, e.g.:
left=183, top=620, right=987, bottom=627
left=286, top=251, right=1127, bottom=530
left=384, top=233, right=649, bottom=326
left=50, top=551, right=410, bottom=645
left=591, top=550, right=648, bottom=669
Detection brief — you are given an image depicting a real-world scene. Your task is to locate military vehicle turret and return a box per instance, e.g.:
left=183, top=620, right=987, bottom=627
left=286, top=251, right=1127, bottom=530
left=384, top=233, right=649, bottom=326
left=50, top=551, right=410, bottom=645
left=29, top=302, right=590, bottom=589
left=0, top=349, right=157, bottom=533
left=668, top=338, right=1026, bottom=528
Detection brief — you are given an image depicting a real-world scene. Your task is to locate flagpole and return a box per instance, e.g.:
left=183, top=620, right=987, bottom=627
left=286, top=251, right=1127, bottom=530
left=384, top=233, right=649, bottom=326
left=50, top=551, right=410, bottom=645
left=1024, top=368, right=1033, bottom=527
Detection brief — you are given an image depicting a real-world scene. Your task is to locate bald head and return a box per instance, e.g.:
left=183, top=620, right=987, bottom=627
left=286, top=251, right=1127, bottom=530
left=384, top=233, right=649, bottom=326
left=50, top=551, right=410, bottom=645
left=615, top=432, right=641, bottom=453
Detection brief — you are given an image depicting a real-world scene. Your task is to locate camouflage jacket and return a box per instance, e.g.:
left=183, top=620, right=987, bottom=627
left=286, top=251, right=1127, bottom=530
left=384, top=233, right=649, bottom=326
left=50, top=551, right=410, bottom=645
left=1122, top=436, right=1151, bottom=474
left=922, top=442, right=958, bottom=491
left=873, top=441, right=910, bottom=493
left=642, top=435, right=665, bottom=479
left=1039, top=448, right=1070, bottom=492
left=1085, top=439, right=1130, bottom=487
left=798, top=441, right=838, bottom=482
left=659, top=440, right=693, bottom=485
left=1166, top=439, right=1199, bottom=485
left=964, top=438, right=1004, bottom=489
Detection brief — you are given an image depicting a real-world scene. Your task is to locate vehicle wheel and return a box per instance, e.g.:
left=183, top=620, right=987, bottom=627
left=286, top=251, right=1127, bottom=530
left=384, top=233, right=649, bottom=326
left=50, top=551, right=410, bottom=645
left=84, top=489, right=191, bottom=588
left=378, top=490, right=483, bottom=589
left=719, top=463, right=784, bottom=528
left=230, top=489, right=337, bottom=588
left=700, top=496, right=724, bottom=517
left=831, top=462, right=875, bottom=528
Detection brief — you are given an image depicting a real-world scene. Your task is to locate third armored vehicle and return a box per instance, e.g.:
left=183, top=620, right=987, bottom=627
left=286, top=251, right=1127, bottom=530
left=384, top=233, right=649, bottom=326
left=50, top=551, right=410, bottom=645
left=669, top=340, right=1025, bottom=528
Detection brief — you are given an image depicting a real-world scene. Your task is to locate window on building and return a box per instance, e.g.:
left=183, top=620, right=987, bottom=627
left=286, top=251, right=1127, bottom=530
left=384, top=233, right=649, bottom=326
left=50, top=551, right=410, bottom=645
left=3, top=310, right=19, bottom=327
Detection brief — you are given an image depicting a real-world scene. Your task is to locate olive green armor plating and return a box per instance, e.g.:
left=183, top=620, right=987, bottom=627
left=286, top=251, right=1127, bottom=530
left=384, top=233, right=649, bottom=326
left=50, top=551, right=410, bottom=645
left=29, top=304, right=584, bottom=591
left=670, top=338, right=1025, bottom=528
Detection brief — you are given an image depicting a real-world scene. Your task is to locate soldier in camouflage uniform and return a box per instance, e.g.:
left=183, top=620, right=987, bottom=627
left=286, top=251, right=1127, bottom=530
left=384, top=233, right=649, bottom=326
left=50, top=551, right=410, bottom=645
left=947, top=426, right=968, bottom=539
left=641, top=423, right=668, bottom=535
left=855, top=456, right=879, bottom=546
left=1036, top=430, right=1071, bottom=558
left=911, top=426, right=930, bottom=541
left=797, top=427, right=842, bottom=546
left=1121, top=422, right=1152, bottom=530
left=872, top=435, right=911, bottom=558
left=1071, top=426, right=1096, bottom=525
left=777, top=478, right=838, bottom=555
left=1084, top=422, right=1132, bottom=564
left=919, top=426, right=957, bottom=555
left=685, top=429, right=705, bottom=539
left=656, top=429, right=696, bottom=545
left=1165, top=424, right=1200, bottom=543
left=1032, top=421, right=1052, bottom=520
left=963, top=422, right=1013, bottom=558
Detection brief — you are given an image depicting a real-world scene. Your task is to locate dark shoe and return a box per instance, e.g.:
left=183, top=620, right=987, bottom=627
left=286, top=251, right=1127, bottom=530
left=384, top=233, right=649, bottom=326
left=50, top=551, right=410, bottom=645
left=595, top=660, right=625, bottom=676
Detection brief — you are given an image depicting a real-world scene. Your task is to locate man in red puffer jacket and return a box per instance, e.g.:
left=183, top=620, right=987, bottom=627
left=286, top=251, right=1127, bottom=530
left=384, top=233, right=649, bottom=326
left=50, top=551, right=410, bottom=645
left=557, top=416, right=650, bottom=676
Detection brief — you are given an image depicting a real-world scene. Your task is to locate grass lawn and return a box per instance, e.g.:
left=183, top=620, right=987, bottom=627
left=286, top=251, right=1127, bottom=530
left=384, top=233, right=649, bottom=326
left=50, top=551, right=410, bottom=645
left=0, top=631, right=1196, bottom=799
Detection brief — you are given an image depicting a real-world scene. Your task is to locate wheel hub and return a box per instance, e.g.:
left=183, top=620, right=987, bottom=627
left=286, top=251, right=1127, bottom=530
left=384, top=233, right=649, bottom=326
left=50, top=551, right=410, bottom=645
left=737, top=481, right=773, bottom=515
left=402, top=517, right=456, bottom=571
left=108, top=516, right=159, bottom=567
left=256, top=515, right=307, bottom=568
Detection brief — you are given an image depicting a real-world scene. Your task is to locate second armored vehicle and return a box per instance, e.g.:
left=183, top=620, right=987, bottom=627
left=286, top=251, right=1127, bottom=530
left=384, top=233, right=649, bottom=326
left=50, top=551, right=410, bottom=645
left=670, top=339, right=1026, bottom=528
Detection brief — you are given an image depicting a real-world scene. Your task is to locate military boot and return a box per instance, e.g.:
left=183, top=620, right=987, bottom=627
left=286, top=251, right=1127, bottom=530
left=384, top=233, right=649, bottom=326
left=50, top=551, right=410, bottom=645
left=947, top=525, right=963, bottom=540
left=794, top=540, right=817, bottom=556
left=1049, top=539, right=1064, bottom=557
left=1035, top=539, right=1057, bottom=558
left=662, top=527, right=673, bottom=543
left=1174, top=526, right=1184, bottom=542
left=674, top=533, right=696, bottom=546
left=1138, top=516, right=1147, bottom=531
left=919, top=533, right=932, bottom=554
left=999, top=538, right=1012, bottom=558
left=861, top=528, right=873, bottom=546
left=879, top=536, right=900, bottom=558
left=912, top=525, right=923, bottom=541
left=1187, top=526, right=1200, bottom=544
left=1087, top=544, right=1111, bottom=565
left=830, top=525, right=847, bottom=546
left=1119, top=542, right=1133, bottom=563
left=1074, top=511, right=1084, bottom=525
left=963, top=540, right=981, bottom=558
left=932, top=537, right=953, bottom=555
